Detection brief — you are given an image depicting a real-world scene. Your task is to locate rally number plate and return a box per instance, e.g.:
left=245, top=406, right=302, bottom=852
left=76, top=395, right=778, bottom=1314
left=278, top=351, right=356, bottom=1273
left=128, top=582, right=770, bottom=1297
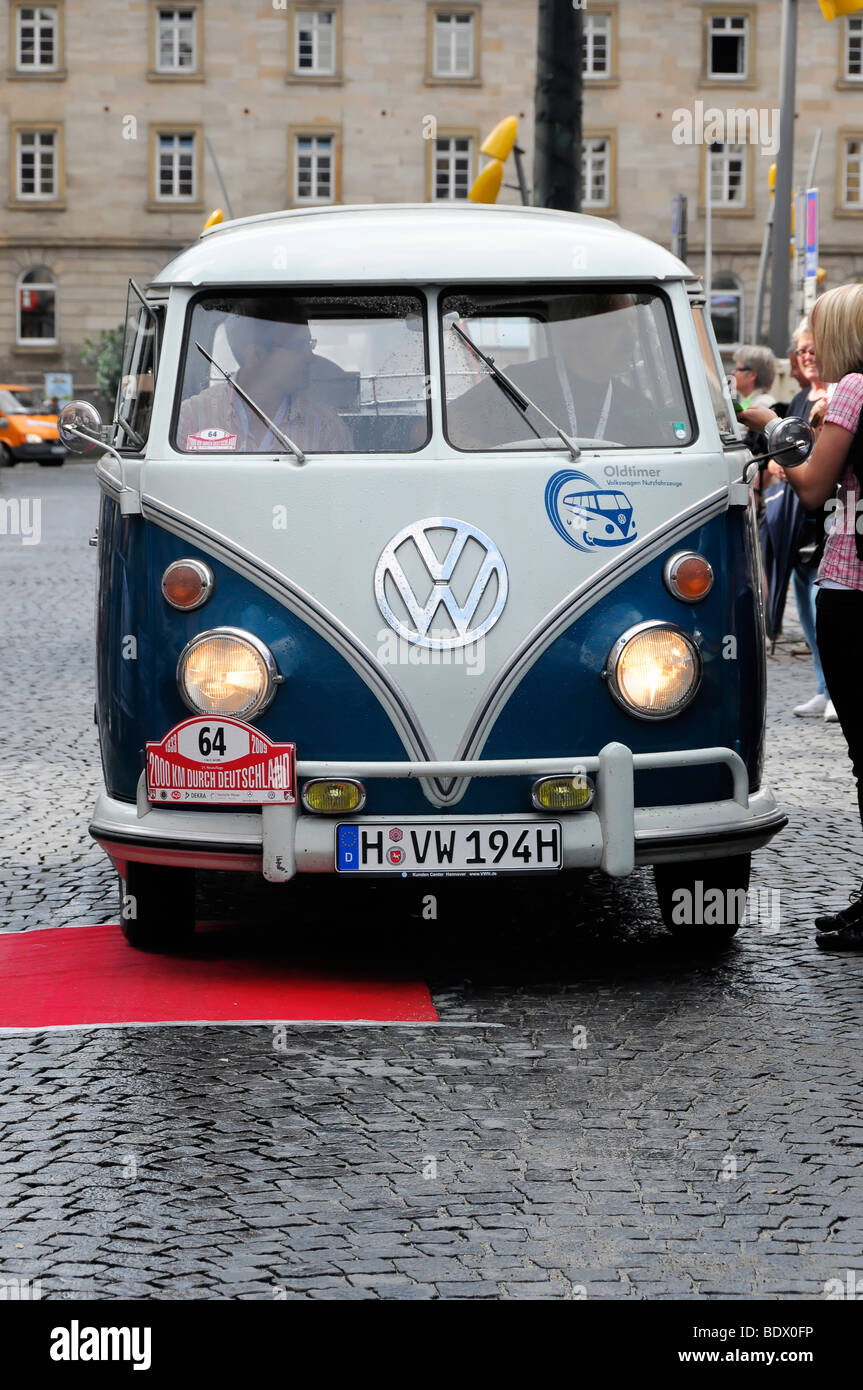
left=336, top=821, right=562, bottom=874
left=146, top=716, right=296, bottom=805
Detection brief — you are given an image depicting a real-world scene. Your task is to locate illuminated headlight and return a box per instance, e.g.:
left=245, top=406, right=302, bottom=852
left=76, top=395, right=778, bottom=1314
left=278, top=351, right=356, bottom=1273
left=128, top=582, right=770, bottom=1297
left=604, top=621, right=702, bottom=720
left=25, top=433, right=43, bottom=444
left=177, top=628, right=279, bottom=720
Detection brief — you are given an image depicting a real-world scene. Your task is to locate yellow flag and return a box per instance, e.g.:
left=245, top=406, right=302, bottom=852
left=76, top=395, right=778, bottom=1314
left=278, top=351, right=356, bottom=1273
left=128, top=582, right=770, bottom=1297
left=819, top=0, right=863, bottom=20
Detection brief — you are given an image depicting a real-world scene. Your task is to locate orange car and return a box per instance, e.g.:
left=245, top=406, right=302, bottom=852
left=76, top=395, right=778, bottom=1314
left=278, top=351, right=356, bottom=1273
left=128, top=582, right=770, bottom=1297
left=0, top=384, right=66, bottom=466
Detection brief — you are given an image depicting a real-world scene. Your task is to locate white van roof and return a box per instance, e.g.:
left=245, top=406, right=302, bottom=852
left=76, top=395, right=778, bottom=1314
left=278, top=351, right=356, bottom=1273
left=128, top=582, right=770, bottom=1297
left=149, top=203, right=692, bottom=289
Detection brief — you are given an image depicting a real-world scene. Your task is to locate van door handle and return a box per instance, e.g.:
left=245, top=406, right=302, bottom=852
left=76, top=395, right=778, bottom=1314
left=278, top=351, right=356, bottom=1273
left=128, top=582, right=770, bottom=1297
left=88, top=530, right=98, bottom=547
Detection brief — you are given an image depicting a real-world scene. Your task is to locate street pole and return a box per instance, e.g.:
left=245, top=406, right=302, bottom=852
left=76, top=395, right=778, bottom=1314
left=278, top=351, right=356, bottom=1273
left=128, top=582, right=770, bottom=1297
left=769, top=0, right=798, bottom=355
left=533, top=0, right=582, bottom=209
left=705, top=146, right=714, bottom=318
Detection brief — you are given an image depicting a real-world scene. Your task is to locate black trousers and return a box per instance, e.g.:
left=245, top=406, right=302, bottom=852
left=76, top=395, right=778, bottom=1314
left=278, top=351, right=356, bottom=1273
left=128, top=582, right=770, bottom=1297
left=815, top=587, right=863, bottom=829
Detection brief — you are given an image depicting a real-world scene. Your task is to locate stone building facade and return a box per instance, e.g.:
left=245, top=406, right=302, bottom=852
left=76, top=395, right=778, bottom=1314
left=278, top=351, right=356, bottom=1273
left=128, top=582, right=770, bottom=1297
left=2, top=0, right=862, bottom=391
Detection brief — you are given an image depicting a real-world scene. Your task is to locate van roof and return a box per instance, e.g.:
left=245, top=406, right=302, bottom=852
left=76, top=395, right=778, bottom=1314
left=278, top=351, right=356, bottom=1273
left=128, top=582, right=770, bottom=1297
left=149, top=203, right=692, bottom=290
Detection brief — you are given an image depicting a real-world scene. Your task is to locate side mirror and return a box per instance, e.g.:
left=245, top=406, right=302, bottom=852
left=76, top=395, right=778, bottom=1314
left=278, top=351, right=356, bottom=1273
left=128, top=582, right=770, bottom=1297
left=763, top=415, right=813, bottom=468
left=57, top=400, right=108, bottom=455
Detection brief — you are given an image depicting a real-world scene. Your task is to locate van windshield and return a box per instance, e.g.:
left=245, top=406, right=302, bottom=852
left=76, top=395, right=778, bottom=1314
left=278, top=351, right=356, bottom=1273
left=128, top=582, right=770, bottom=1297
left=440, top=287, right=693, bottom=450
left=174, top=291, right=430, bottom=454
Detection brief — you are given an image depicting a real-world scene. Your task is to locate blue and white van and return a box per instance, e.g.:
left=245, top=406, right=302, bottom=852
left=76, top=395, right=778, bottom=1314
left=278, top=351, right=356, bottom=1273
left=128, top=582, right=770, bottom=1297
left=63, top=204, right=810, bottom=948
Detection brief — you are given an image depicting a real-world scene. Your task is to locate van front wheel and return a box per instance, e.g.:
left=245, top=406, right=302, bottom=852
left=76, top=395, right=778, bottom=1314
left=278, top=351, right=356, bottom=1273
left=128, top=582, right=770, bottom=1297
left=118, top=861, right=196, bottom=951
left=653, top=854, right=752, bottom=942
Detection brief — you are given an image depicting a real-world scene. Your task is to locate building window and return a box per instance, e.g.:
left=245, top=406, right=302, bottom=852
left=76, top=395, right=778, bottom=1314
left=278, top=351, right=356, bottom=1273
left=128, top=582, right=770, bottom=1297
left=295, top=8, right=335, bottom=73
left=708, top=13, right=749, bottom=80
left=710, top=273, right=743, bottom=346
left=582, top=137, right=610, bottom=207
left=583, top=12, right=611, bottom=78
left=433, top=136, right=473, bottom=200
left=845, top=16, right=863, bottom=80
left=709, top=143, right=746, bottom=206
left=842, top=136, right=863, bottom=208
left=433, top=10, right=476, bottom=78
left=294, top=134, right=334, bottom=203
left=16, top=5, right=58, bottom=70
left=16, top=128, right=58, bottom=199
left=17, top=266, right=57, bottom=344
left=156, top=132, right=197, bottom=201
left=156, top=7, right=197, bottom=71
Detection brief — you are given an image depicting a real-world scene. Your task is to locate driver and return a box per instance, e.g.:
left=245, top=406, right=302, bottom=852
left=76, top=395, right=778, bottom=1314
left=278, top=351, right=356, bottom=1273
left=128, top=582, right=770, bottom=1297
left=177, top=305, right=352, bottom=452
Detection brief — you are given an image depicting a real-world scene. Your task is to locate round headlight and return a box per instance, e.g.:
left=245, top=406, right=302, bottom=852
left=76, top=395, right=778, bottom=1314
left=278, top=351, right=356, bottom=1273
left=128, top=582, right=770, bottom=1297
left=605, top=621, right=701, bottom=720
left=177, top=628, right=279, bottom=720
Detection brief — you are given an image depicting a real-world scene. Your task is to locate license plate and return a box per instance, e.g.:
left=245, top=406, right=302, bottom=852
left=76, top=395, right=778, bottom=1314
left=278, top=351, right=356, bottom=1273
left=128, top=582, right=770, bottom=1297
left=50, top=445, right=65, bottom=454
left=336, top=821, right=562, bottom=874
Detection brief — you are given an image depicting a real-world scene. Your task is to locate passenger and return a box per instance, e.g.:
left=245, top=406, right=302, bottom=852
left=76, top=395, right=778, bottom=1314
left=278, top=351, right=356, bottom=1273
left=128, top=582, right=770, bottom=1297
left=177, top=308, right=352, bottom=452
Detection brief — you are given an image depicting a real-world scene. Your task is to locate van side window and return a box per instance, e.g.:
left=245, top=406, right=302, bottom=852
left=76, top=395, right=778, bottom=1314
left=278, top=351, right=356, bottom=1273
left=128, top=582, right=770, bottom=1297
left=116, top=280, right=160, bottom=450
left=691, top=302, right=739, bottom=442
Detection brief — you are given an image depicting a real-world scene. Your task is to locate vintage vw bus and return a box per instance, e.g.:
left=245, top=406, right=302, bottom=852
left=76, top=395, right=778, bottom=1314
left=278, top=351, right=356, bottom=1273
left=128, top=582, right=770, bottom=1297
left=63, top=204, right=811, bottom=949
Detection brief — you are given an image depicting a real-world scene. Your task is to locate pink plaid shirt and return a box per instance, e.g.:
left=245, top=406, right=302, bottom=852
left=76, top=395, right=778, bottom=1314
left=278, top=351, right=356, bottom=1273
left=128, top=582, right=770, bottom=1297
left=818, top=372, right=863, bottom=591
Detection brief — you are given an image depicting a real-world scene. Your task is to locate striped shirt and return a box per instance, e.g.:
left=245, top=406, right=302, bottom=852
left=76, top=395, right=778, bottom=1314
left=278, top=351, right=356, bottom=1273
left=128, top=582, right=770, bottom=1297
left=818, top=373, right=863, bottom=591
left=176, top=380, right=353, bottom=453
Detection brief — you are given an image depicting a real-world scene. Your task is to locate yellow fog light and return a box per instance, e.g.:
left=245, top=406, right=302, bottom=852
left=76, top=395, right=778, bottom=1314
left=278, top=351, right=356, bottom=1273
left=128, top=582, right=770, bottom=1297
left=177, top=628, right=279, bottom=720
left=532, top=775, right=595, bottom=812
left=302, top=779, right=366, bottom=814
left=663, top=551, right=714, bottom=603
left=605, top=621, right=701, bottom=720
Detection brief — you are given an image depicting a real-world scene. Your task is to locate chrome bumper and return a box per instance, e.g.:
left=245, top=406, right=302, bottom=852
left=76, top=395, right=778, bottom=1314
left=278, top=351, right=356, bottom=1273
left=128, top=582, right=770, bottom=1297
left=90, top=741, right=786, bottom=882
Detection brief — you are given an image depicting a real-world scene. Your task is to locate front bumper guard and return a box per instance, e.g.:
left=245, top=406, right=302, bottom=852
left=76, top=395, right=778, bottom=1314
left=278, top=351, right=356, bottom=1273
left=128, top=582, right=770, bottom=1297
left=90, top=741, right=786, bottom=883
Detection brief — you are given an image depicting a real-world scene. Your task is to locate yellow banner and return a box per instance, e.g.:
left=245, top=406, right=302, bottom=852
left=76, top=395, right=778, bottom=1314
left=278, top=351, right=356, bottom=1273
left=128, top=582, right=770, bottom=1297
left=819, top=0, right=863, bottom=20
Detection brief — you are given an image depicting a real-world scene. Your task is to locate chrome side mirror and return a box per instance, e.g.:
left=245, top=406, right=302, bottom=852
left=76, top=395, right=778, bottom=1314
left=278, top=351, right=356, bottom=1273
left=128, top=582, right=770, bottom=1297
left=58, top=400, right=108, bottom=455
left=763, top=415, right=813, bottom=468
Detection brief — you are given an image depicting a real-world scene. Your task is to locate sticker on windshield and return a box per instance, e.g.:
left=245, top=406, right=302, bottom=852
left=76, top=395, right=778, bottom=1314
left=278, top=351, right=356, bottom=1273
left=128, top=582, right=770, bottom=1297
left=545, top=469, right=637, bottom=553
left=185, top=428, right=238, bottom=451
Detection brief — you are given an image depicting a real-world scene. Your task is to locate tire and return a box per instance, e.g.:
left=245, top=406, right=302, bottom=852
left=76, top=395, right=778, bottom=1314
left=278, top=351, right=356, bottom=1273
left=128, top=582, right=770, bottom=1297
left=119, top=861, right=196, bottom=951
left=653, top=854, right=752, bottom=943
left=0, top=444, right=14, bottom=467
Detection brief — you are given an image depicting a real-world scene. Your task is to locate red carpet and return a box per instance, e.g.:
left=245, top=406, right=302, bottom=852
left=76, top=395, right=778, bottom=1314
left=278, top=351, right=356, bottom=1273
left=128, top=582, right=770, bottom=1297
left=0, top=924, right=438, bottom=1030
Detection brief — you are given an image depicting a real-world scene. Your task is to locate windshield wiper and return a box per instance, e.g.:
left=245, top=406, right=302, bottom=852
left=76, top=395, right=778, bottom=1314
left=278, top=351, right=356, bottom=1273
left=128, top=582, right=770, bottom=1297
left=449, top=322, right=580, bottom=460
left=194, top=342, right=306, bottom=464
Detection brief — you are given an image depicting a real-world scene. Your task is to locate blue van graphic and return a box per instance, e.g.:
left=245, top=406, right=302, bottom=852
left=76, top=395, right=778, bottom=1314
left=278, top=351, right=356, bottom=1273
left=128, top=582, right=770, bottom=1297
left=545, top=469, right=638, bottom=553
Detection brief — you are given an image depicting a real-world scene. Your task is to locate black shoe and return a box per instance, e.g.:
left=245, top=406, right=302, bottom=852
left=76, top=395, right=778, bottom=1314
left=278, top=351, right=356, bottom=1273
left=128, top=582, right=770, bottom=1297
left=814, top=886, right=863, bottom=934
left=816, top=922, right=863, bottom=951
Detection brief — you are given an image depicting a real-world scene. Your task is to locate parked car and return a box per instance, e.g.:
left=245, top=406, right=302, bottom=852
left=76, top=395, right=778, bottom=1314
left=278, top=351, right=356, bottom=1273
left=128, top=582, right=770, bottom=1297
left=60, top=204, right=813, bottom=949
left=0, top=385, right=66, bottom=465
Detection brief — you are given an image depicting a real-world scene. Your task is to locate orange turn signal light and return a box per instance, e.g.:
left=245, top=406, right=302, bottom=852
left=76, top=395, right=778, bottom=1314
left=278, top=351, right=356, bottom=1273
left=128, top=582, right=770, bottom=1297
left=663, top=552, right=713, bottom=603
left=162, top=559, right=214, bottom=611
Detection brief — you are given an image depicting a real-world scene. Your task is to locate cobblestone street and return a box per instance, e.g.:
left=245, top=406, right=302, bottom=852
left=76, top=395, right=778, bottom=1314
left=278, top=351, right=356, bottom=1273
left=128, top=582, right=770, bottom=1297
left=1, top=463, right=861, bottom=1300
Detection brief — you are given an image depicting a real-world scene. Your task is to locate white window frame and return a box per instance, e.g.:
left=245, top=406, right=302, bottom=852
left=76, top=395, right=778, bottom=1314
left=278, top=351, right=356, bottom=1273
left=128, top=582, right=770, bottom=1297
left=708, top=13, right=749, bottom=81
left=433, top=135, right=473, bottom=201
left=16, top=5, right=58, bottom=72
left=845, top=16, right=863, bottom=82
left=433, top=11, right=475, bottom=78
left=582, top=137, right=610, bottom=208
left=709, top=143, right=747, bottom=207
left=583, top=13, right=611, bottom=78
left=156, top=7, right=197, bottom=73
left=16, top=128, right=58, bottom=200
left=294, top=133, right=334, bottom=204
left=16, top=267, right=57, bottom=346
left=294, top=8, right=336, bottom=75
left=842, top=137, right=863, bottom=208
left=156, top=132, right=197, bottom=202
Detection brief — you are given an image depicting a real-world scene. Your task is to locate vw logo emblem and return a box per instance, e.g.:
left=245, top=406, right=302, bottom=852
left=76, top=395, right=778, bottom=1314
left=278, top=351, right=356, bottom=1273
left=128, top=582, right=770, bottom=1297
left=374, top=517, right=508, bottom=650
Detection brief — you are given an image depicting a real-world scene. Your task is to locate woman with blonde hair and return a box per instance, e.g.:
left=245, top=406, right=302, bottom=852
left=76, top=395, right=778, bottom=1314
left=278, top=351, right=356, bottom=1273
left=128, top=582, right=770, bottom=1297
left=742, top=282, right=863, bottom=949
